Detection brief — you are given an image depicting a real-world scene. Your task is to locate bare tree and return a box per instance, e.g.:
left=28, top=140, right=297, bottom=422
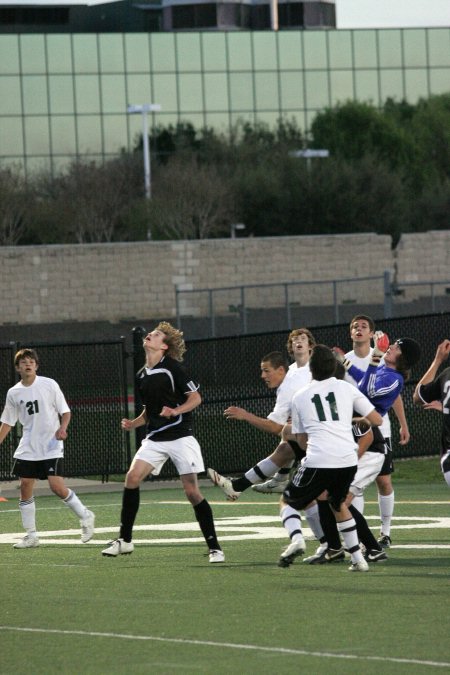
left=43, top=155, right=142, bottom=244
left=148, top=157, right=235, bottom=239
left=0, top=167, right=32, bottom=245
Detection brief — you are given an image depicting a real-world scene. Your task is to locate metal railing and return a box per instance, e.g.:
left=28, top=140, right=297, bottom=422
left=175, top=273, right=450, bottom=338
left=176, top=271, right=392, bottom=337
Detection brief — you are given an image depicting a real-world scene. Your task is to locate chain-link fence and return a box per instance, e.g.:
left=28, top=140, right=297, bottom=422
left=1, top=313, right=448, bottom=482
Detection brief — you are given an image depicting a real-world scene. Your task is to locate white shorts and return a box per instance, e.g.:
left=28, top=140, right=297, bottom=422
left=134, top=436, right=205, bottom=477
left=349, top=452, right=385, bottom=497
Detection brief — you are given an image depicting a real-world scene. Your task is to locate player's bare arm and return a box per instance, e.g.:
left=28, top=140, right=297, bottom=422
left=391, top=395, right=409, bottom=445
left=413, top=339, right=450, bottom=404
left=224, top=406, right=283, bottom=435
left=55, top=412, right=71, bottom=440
left=121, top=409, right=147, bottom=430
left=160, top=391, right=201, bottom=418
left=0, top=422, right=12, bottom=444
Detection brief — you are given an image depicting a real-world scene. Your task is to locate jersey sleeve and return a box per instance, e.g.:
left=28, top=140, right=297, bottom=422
left=53, top=381, right=71, bottom=415
left=0, top=392, right=18, bottom=426
left=267, top=378, right=296, bottom=425
left=290, top=394, right=305, bottom=434
left=417, top=379, right=442, bottom=404
left=172, top=362, right=200, bottom=396
left=352, top=389, right=376, bottom=418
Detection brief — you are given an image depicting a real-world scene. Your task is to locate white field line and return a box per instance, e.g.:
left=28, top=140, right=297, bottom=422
left=0, top=626, right=449, bottom=670
left=0, top=515, right=449, bottom=546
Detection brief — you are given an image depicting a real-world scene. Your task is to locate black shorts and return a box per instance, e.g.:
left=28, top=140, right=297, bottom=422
left=283, top=464, right=357, bottom=512
left=287, top=439, right=306, bottom=462
left=378, top=438, right=394, bottom=476
left=12, top=458, right=64, bottom=480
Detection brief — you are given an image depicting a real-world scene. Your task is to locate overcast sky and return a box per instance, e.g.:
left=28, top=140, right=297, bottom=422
left=336, top=0, right=450, bottom=29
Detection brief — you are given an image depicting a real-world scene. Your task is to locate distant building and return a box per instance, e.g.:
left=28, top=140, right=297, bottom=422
left=0, top=0, right=336, bottom=33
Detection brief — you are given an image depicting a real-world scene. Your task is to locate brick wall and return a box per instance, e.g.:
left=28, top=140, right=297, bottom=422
left=0, top=231, right=448, bottom=327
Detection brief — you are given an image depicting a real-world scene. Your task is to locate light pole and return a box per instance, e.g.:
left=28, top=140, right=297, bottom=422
left=231, top=223, right=246, bottom=239
left=126, top=103, right=161, bottom=199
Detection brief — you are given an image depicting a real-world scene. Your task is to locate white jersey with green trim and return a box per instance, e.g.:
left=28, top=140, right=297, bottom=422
left=291, top=376, right=375, bottom=468
left=1, top=376, right=70, bottom=460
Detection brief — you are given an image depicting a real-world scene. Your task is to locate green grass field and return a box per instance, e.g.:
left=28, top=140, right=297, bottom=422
left=0, top=458, right=449, bottom=675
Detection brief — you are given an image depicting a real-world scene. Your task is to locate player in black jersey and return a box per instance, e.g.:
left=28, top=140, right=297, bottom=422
left=102, top=322, right=224, bottom=563
left=414, top=339, right=450, bottom=488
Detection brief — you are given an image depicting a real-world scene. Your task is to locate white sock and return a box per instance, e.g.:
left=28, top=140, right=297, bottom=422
left=63, top=489, right=88, bottom=518
left=19, top=498, right=37, bottom=534
left=378, top=491, right=394, bottom=536
left=280, top=504, right=304, bottom=543
left=245, top=458, right=278, bottom=484
left=352, top=494, right=365, bottom=514
left=303, top=503, right=324, bottom=540
left=337, top=518, right=364, bottom=563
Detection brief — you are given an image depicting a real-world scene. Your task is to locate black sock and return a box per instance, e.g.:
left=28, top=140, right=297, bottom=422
left=194, top=499, right=221, bottom=551
left=349, top=504, right=380, bottom=551
left=120, top=487, right=140, bottom=542
left=318, top=500, right=342, bottom=550
left=232, top=476, right=252, bottom=492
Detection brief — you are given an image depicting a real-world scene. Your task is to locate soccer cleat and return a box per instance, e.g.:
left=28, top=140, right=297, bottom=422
left=348, top=559, right=369, bottom=572
left=206, top=468, right=240, bottom=501
left=303, top=542, right=328, bottom=563
left=252, top=478, right=289, bottom=494
left=13, top=534, right=39, bottom=549
left=209, top=549, right=225, bottom=563
left=364, top=548, right=388, bottom=562
left=378, top=533, right=392, bottom=549
left=101, top=538, right=134, bottom=557
left=278, top=538, right=306, bottom=568
left=80, top=509, right=95, bottom=543
left=304, top=546, right=346, bottom=565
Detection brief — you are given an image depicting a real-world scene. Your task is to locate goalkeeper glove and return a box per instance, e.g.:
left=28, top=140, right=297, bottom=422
left=333, top=347, right=351, bottom=371
left=370, top=331, right=389, bottom=366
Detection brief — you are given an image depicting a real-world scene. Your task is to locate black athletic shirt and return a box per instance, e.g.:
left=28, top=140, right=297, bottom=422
left=136, top=355, right=200, bottom=441
left=418, top=366, right=450, bottom=456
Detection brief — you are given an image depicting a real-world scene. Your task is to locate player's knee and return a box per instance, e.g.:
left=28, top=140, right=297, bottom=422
left=349, top=485, right=363, bottom=498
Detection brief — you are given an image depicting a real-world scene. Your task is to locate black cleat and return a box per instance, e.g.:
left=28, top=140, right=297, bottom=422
left=365, top=548, right=388, bottom=562
left=378, top=533, right=392, bottom=549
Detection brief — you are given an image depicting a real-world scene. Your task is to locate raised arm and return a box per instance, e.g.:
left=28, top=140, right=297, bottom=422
left=413, top=339, right=450, bottom=405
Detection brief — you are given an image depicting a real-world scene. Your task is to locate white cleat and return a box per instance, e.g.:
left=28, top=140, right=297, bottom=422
left=278, top=538, right=306, bottom=567
left=209, top=549, right=225, bottom=563
left=348, top=559, right=369, bottom=572
left=207, top=468, right=240, bottom=501
left=252, top=478, right=289, bottom=494
left=80, top=509, right=95, bottom=543
left=13, top=534, right=40, bottom=549
left=102, top=538, right=134, bottom=557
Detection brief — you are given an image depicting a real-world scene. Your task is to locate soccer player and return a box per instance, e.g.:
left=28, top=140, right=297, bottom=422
left=413, top=338, right=450, bottom=488
left=208, top=350, right=306, bottom=499
left=102, top=322, right=224, bottom=563
left=209, top=330, right=315, bottom=500
left=341, top=314, right=410, bottom=549
left=0, top=348, right=95, bottom=548
left=316, top=332, right=421, bottom=562
left=278, top=344, right=383, bottom=572
left=253, top=328, right=315, bottom=493
left=208, top=338, right=325, bottom=544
